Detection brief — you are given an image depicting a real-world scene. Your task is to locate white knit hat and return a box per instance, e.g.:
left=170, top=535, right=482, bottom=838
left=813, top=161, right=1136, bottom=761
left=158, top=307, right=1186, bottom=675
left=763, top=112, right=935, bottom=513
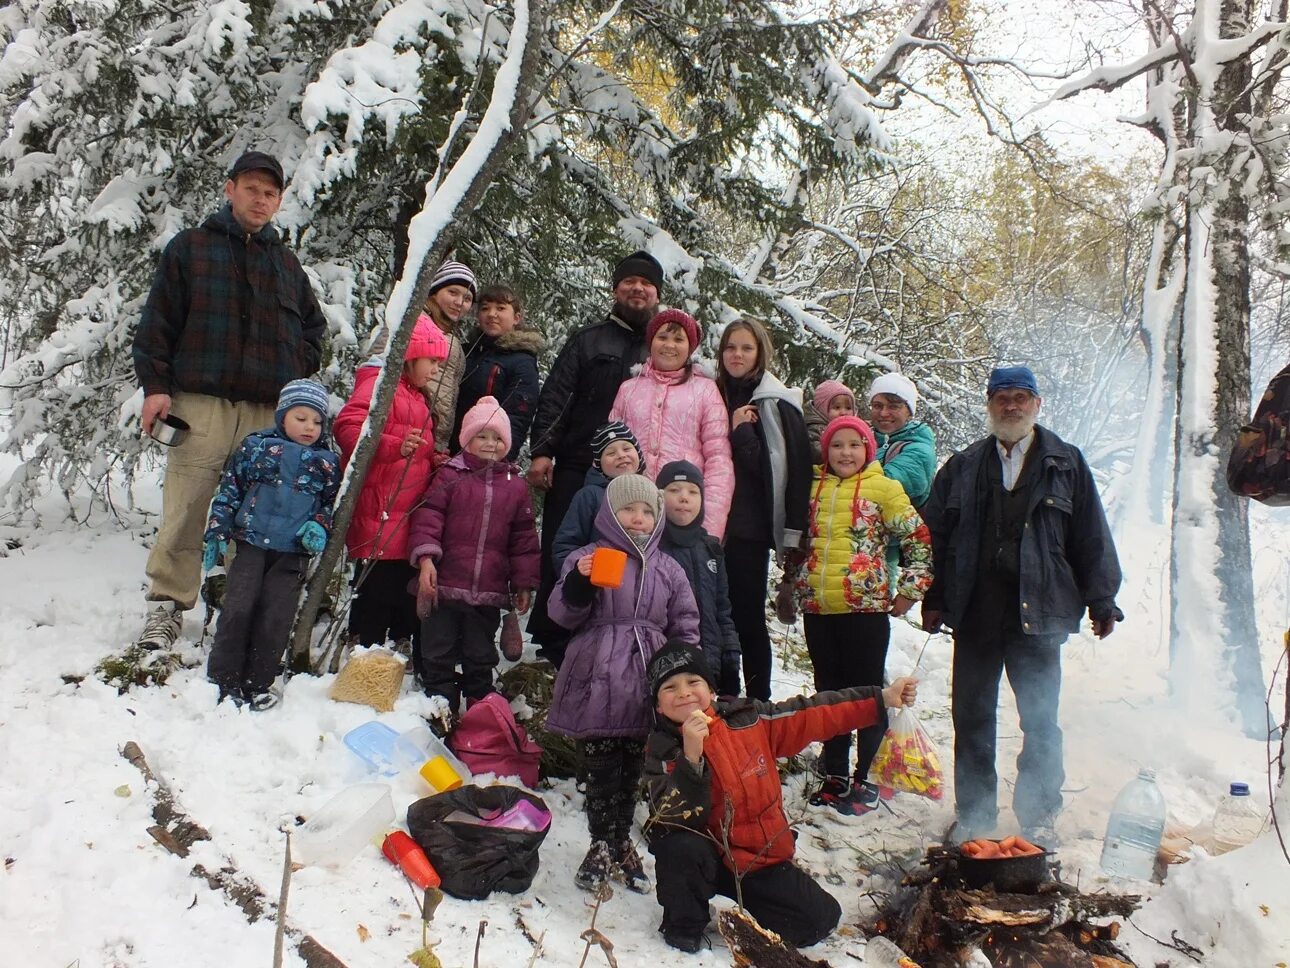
left=868, top=373, right=918, bottom=416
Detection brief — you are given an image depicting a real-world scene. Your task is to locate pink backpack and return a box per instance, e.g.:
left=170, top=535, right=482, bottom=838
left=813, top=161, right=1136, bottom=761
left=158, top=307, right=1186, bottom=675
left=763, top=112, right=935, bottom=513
left=450, top=693, right=542, bottom=787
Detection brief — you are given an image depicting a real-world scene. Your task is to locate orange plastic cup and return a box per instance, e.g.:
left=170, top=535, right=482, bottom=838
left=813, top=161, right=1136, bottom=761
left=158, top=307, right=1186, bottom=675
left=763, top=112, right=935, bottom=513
left=589, top=548, right=628, bottom=588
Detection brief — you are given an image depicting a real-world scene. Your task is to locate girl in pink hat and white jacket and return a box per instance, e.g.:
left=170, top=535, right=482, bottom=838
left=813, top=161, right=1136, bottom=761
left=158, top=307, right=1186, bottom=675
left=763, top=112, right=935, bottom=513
left=608, top=309, right=734, bottom=539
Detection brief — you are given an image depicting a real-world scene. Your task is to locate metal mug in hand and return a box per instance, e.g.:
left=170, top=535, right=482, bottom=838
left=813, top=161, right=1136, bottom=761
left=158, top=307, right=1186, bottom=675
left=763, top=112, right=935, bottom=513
left=149, top=414, right=191, bottom=447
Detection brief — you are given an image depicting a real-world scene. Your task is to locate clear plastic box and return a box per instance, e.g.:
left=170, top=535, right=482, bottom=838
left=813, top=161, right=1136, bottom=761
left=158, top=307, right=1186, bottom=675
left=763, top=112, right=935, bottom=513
left=294, top=783, right=395, bottom=868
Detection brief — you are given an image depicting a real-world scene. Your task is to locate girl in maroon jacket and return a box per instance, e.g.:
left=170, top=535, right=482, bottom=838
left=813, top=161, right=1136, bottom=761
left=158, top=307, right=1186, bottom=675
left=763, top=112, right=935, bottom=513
left=408, top=396, right=540, bottom=713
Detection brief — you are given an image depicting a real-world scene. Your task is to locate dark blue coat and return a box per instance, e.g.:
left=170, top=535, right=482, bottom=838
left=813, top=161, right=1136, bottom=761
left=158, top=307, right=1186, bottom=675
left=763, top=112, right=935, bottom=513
left=551, top=467, right=611, bottom=573
left=660, top=526, right=740, bottom=682
left=205, top=428, right=340, bottom=554
left=921, top=425, right=1122, bottom=636
left=452, top=327, right=543, bottom=461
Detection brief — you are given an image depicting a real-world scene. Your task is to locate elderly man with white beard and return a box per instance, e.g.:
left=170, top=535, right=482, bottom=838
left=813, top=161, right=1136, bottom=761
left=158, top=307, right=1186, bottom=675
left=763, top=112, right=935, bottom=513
left=920, top=366, right=1124, bottom=845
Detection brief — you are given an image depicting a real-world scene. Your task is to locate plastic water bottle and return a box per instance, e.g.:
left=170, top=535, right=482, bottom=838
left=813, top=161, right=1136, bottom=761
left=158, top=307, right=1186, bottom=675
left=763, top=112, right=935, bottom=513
left=1100, top=768, right=1166, bottom=880
left=1211, top=782, right=1264, bottom=854
left=864, top=935, right=920, bottom=967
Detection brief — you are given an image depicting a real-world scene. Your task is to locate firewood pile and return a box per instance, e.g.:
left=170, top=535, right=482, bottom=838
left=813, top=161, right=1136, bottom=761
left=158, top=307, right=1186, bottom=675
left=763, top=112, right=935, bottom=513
left=862, top=845, right=1141, bottom=968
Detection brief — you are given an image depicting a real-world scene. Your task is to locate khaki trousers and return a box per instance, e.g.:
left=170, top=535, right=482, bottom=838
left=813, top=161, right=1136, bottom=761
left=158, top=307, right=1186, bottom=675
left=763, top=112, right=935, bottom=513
left=145, top=392, right=275, bottom=610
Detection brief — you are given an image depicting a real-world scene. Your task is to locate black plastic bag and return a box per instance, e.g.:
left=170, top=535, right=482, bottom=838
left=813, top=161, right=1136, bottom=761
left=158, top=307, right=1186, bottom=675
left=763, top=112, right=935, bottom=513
left=407, top=785, right=550, bottom=900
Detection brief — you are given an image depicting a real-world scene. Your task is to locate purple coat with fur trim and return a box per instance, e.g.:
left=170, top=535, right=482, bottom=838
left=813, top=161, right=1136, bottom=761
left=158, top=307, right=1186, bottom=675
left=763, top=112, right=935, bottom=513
left=546, top=499, right=701, bottom=739
left=407, top=451, right=541, bottom=608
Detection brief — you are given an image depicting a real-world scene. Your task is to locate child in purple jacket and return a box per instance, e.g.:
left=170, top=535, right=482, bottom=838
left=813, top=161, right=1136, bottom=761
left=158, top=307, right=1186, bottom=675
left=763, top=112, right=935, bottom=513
left=408, top=396, right=540, bottom=713
left=547, top=473, right=700, bottom=896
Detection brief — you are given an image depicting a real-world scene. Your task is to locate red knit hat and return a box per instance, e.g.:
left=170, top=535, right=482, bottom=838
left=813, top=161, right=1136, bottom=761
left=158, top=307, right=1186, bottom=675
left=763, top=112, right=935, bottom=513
left=646, top=308, right=701, bottom=353
left=820, top=415, right=877, bottom=467
left=405, top=313, right=450, bottom=362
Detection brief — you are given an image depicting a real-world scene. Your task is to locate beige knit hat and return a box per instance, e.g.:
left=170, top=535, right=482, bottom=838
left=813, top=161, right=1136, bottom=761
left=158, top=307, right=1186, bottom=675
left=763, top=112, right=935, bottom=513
left=607, top=474, right=661, bottom=516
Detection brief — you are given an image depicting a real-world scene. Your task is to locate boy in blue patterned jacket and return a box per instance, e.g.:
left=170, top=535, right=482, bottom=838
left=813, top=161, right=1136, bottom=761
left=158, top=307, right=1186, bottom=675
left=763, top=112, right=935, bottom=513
left=204, top=380, right=340, bottom=709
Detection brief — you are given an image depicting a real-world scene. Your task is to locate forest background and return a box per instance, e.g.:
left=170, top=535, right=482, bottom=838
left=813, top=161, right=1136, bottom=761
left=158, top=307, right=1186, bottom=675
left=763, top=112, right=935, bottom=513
left=2, top=0, right=1289, bottom=746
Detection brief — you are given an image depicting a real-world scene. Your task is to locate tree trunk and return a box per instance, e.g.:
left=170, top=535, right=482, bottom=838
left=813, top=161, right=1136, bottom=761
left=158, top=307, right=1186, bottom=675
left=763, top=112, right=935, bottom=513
left=1169, top=0, right=1267, bottom=737
left=289, top=0, right=548, bottom=661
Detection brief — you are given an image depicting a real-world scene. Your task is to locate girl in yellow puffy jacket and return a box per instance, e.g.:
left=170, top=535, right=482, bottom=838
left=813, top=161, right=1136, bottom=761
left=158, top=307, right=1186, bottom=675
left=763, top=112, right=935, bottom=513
left=791, top=415, right=933, bottom=816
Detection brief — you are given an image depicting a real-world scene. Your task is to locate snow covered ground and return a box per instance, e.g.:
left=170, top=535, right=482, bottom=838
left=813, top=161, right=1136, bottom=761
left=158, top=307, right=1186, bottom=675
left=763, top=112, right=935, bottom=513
left=2, top=464, right=1288, bottom=967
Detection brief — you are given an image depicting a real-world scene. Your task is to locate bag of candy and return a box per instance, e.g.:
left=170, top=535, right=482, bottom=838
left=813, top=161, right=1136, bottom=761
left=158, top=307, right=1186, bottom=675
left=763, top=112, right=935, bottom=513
left=868, top=706, right=943, bottom=800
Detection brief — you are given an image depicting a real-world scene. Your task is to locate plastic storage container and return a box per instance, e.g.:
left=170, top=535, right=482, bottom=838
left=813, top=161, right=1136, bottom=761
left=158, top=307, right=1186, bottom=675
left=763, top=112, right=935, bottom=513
left=344, top=721, right=403, bottom=775
left=1211, top=781, right=1264, bottom=855
left=1100, top=768, right=1166, bottom=881
left=294, top=783, right=395, bottom=868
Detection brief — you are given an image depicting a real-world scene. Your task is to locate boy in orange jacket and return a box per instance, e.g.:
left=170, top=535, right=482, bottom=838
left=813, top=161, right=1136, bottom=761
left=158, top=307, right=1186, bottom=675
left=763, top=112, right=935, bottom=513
left=642, top=641, right=918, bottom=953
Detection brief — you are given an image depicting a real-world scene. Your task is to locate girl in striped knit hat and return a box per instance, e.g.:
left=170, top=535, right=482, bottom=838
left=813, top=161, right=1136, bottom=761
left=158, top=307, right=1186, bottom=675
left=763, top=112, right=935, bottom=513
left=422, top=259, right=478, bottom=452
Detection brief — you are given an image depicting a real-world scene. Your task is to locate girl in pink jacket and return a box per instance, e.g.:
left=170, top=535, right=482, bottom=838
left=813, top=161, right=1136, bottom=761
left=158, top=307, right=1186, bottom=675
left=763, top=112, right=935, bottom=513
left=609, top=309, right=734, bottom=539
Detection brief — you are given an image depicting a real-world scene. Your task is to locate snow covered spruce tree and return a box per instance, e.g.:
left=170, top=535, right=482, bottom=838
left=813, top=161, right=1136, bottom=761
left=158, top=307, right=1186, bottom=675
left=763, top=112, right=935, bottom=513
left=0, top=0, right=942, bottom=522
left=1056, top=0, right=1289, bottom=736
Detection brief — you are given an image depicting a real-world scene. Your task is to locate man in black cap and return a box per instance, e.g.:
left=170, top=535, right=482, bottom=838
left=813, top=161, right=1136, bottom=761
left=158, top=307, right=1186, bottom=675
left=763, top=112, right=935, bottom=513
left=131, top=149, right=326, bottom=652
left=525, top=250, right=662, bottom=664
left=921, top=365, right=1123, bottom=845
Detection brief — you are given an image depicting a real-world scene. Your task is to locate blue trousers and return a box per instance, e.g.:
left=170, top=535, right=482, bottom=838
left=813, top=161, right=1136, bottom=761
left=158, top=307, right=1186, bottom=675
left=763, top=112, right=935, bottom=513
left=951, top=627, right=1065, bottom=831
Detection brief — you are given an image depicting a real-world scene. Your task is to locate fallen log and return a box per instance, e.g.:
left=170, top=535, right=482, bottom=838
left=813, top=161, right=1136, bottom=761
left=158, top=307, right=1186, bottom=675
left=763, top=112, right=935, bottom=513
left=718, top=909, right=831, bottom=967
left=121, top=741, right=347, bottom=968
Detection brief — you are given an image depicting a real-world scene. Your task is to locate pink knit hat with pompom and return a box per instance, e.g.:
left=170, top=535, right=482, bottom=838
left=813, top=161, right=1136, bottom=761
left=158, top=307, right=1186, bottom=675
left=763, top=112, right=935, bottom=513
left=405, top=314, right=450, bottom=362
left=458, top=395, right=512, bottom=455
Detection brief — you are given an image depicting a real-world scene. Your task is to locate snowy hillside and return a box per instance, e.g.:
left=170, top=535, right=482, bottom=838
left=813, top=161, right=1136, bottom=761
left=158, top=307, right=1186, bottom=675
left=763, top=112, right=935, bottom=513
left=2, top=465, right=1288, bottom=967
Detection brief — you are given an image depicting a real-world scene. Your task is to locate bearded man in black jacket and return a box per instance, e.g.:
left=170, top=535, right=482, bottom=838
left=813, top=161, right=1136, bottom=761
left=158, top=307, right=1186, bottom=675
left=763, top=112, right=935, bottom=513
left=524, top=251, right=663, bottom=665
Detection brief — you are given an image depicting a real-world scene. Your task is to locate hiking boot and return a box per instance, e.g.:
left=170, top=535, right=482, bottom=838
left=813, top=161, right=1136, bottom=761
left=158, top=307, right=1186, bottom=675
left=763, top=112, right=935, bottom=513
left=662, top=928, right=707, bottom=953
left=807, top=776, right=850, bottom=808
left=827, top=780, right=880, bottom=817
left=393, top=637, right=414, bottom=659
left=574, top=840, right=614, bottom=891
left=214, top=682, right=244, bottom=707
left=136, top=603, right=183, bottom=650
left=246, top=689, right=280, bottom=712
left=613, top=840, right=651, bottom=894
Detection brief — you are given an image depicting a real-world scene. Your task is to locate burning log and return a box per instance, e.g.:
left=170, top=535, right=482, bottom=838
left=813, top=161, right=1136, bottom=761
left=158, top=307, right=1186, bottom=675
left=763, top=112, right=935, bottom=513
left=862, top=846, right=1142, bottom=968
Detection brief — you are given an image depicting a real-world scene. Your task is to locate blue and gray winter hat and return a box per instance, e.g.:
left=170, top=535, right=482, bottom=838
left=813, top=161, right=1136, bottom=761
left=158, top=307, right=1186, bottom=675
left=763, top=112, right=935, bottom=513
left=276, top=379, right=330, bottom=428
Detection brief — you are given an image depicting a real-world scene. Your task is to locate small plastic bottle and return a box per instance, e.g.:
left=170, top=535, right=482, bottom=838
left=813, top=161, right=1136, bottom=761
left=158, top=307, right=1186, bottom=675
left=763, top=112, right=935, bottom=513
left=1211, top=782, right=1264, bottom=855
left=864, top=935, right=921, bottom=967
left=1100, top=768, right=1166, bottom=881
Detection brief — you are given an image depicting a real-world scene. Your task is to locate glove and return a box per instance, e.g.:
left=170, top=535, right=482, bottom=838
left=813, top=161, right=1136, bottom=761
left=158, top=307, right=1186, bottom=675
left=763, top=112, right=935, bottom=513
left=774, top=576, right=797, bottom=625
left=297, top=521, right=327, bottom=554
left=719, top=651, right=742, bottom=698
left=202, top=538, right=227, bottom=572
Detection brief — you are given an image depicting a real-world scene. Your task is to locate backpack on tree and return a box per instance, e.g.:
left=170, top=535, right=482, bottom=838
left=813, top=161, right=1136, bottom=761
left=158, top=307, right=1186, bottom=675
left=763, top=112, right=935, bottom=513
left=1227, top=362, right=1290, bottom=506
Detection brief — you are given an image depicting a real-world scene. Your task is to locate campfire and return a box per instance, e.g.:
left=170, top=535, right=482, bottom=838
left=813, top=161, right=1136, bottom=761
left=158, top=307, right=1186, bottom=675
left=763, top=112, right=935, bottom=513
left=862, top=843, right=1142, bottom=967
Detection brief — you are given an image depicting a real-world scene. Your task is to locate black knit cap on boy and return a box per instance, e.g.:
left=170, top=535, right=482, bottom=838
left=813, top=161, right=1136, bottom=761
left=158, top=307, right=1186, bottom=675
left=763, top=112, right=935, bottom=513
left=612, top=250, right=664, bottom=292
left=648, top=640, right=717, bottom=705
left=229, top=150, right=285, bottom=190
left=657, top=459, right=706, bottom=540
left=590, top=420, right=645, bottom=474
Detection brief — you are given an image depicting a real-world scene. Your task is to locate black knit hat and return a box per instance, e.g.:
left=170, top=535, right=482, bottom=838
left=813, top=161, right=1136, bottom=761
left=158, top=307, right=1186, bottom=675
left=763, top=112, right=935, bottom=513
left=613, top=250, right=664, bottom=292
left=590, top=421, right=644, bottom=473
left=647, top=640, right=716, bottom=704
left=657, top=460, right=704, bottom=496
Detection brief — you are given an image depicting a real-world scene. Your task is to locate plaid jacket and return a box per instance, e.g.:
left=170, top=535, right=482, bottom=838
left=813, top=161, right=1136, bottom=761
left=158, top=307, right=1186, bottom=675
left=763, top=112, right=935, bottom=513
left=133, top=205, right=326, bottom=404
